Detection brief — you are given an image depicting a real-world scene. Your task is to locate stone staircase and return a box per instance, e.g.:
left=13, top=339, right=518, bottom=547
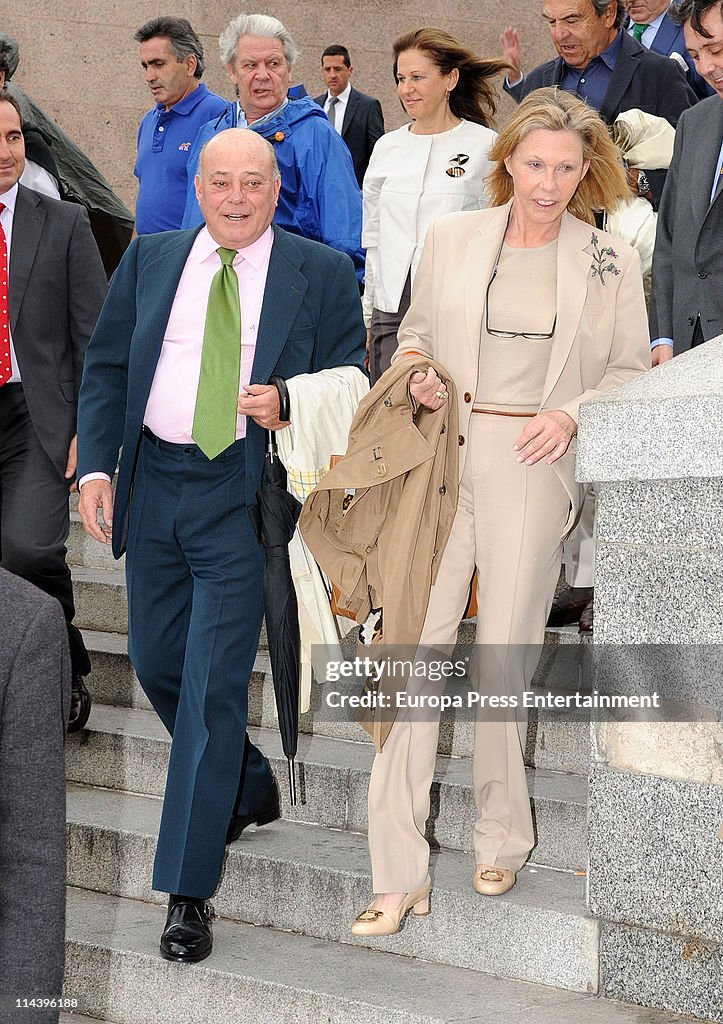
left=62, top=507, right=694, bottom=1024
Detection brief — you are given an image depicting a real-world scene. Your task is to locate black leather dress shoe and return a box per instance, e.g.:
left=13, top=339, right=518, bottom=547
left=67, top=674, right=92, bottom=733
left=547, top=586, right=594, bottom=628
left=159, top=895, right=213, bottom=963
left=226, top=778, right=281, bottom=844
left=579, top=596, right=594, bottom=634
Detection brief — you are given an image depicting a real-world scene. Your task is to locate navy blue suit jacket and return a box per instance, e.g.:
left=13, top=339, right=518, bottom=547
left=77, top=225, right=366, bottom=557
left=645, top=13, right=713, bottom=100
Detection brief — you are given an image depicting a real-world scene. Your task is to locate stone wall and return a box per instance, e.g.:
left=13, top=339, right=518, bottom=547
left=4, top=1, right=554, bottom=212
left=577, top=337, right=723, bottom=1022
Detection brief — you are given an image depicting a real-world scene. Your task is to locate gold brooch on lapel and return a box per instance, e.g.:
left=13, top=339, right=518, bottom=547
left=273, top=131, right=285, bottom=142
left=445, top=154, right=469, bottom=178
left=584, top=232, right=621, bottom=286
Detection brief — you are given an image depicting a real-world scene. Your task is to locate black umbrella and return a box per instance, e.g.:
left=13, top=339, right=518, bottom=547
left=248, top=377, right=303, bottom=804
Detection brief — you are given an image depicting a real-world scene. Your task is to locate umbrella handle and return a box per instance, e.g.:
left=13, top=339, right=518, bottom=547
left=266, top=376, right=290, bottom=457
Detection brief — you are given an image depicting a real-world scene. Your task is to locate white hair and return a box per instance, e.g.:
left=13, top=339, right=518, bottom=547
left=219, top=14, right=300, bottom=67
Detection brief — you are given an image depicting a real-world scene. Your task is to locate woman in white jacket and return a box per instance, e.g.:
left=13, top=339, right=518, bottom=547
left=363, top=28, right=509, bottom=383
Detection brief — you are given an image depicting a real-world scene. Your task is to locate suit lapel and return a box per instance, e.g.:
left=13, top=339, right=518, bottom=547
left=465, top=203, right=511, bottom=366
left=700, top=101, right=723, bottom=225
left=539, top=213, right=592, bottom=409
left=9, top=186, right=45, bottom=334
left=650, top=15, right=679, bottom=56
left=341, top=89, right=360, bottom=138
left=135, top=229, right=201, bottom=391
left=251, top=227, right=308, bottom=384
left=600, top=33, right=641, bottom=123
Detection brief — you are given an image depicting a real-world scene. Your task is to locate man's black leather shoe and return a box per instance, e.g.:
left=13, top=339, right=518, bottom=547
left=547, top=586, right=594, bottom=628
left=67, top=674, right=92, bottom=733
left=159, top=895, right=213, bottom=963
left=226, top=777, right=281, bottom=844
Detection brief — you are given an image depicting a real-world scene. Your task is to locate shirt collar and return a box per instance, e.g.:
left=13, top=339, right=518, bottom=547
left=237, top=97, right=289, bottom=129
left=155, top=82, right=208, bottom=116
left=0, top=182, right=19, bottom=212
left=597, top=30, right=623, bottom=71
left=190, top=224, right=274, bottom=270
left=328, top=83, right=352, bottom=104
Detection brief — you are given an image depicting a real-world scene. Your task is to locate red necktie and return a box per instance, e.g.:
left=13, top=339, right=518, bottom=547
left=0, top=203, right=10, bottom=386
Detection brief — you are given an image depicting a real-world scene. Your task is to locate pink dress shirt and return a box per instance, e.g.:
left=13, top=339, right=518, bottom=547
left=145, top=224, right=272, bottom=442
left=80, top=225, right=273, bottom=488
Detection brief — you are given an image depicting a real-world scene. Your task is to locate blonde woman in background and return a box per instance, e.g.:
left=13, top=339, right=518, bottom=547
left=362, top=28, right=508, bottom=383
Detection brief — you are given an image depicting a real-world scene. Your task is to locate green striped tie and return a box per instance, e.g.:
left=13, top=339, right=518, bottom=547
left=631, top=23, right=647, bottom=41
left=192, top=247, right=241, bottom=459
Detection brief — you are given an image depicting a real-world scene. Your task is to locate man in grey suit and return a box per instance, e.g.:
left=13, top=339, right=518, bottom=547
left=650, top=0, right=723, bottom=364
left=0, top=91, right=107, bottom=730
left=0, top=568, right=70, bottom=1023
left=314, top=45, right=384, bottom=187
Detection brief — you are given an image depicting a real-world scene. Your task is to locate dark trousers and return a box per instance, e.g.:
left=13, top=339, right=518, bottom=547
left=0, top=384, right=89, bottom=676
left=368, top=272, right=412, bottom=386
left=126, top=431, right=272, bottom=898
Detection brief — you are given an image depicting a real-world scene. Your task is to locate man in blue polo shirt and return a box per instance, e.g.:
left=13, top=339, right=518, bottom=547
left=133, top=16, right=227, bottom=234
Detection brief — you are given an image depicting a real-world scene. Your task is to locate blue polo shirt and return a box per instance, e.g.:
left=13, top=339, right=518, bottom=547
left=560, top=31, right=623, bottom=111
left=134, top=82, right=227, bottom=234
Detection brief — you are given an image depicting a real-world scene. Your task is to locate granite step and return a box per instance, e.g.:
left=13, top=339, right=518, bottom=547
left=81, top=630, right=591, bottom=773
left=68, top=511, right=123, bottom=571
left=65, top=706, right=587, bottom=871
left=65, top=784, right=596, bottom=993
left=64, top=887, right=695, bottom=1024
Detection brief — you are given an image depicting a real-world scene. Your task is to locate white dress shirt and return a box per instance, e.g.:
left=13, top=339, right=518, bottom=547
left=324, top=83, right=351, bottom=134
left=626, top=11, right=666, bottom=48
left=0, top=183, right=22, bottom=382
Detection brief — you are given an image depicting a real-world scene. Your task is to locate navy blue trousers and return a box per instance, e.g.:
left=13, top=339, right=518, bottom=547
left=126, top=432, right=272, bottom=898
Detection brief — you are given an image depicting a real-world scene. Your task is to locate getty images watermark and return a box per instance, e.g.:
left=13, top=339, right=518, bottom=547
left=308, top=644, right=722, bottom=723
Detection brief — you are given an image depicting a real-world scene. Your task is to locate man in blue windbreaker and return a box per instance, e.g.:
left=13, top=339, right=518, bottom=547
left=182, top=13, right=365, bottom=283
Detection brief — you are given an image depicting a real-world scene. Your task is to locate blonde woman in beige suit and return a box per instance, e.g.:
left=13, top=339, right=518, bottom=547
left=351, top=88, right=651, bottom=937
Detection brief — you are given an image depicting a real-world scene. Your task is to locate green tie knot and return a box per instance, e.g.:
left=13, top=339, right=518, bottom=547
left=217, top=247, right=237, bottom=266
left=631, top=22, right=647, bottom=41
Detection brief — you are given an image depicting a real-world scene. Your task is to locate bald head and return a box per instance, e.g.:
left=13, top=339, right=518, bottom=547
left=194, top=128, right=281, bottom=250
left=197, top=127, right=279, bottom=182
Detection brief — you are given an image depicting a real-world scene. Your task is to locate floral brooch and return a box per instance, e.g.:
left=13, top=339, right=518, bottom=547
left=584, top=233, right=621, bottom=285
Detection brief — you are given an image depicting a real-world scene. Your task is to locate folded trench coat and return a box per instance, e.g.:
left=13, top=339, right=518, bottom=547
left=299, top=355, right=459, bottom=750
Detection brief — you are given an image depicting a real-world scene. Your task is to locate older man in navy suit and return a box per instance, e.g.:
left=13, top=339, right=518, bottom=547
left=626, top=0, right=713, bottom=97
left=77, top=127, right=365, bottom=963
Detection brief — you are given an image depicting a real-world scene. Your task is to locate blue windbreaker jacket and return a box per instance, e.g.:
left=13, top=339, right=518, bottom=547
left=181, top=96, right=365, bottom=281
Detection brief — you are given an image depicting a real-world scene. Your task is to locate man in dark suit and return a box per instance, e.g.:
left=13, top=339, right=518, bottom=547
left=0, top=91, right=107, bottom=732
left=0, top=568, right=70, bottom=1024
left=77, top=127, right=365, bottom=963
left=501, top=0, right=696, bottom=202
left=626, top=0, right=713, bottom=97
left=650, top=0, right=723, bottom=364
left=314, top=45, right=384, bottom=187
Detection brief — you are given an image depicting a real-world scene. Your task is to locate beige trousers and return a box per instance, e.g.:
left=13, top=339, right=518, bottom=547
left=563, top=483, right=596, bottom=589
left=367, top=415, right=571, bottom=892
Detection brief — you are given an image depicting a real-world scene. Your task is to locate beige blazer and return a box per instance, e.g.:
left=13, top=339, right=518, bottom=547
left=396, top=200, right=652, bottom=533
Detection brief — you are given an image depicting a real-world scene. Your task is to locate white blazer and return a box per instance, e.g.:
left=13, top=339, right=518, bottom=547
left=362, top=118, right=497, bottom=325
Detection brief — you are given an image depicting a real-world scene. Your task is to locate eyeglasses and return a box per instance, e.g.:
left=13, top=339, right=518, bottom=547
left=484, top=217, right=557, bottom=340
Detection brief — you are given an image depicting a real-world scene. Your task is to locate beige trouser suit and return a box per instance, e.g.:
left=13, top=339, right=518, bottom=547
left=365, top=203, right=651, bottom=894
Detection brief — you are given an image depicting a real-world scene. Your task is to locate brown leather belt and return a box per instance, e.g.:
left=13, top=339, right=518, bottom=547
left=472, top=407, right=536, bottom=417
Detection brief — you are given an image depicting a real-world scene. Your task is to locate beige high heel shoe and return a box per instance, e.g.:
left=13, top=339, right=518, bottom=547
left=351, top=881, right=431, bottom=936
left=472, top=864, right=516, bottom=896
